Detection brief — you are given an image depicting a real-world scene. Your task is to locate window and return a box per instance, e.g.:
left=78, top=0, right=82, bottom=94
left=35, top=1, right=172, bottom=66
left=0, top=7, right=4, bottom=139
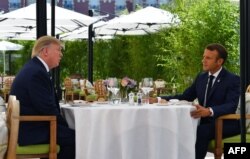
left=159, top=0, right=170, bottom=5
left=9, top=0, right=21, bottom=11
left=145, top=0, right=157, bottom=7
left=27, top=0, right=36, bottom=5
left=115, top=0, right=126, bottom=12
left=63, top=0, right=74, bottom=10
left=89, top=0, right=100, bottom=11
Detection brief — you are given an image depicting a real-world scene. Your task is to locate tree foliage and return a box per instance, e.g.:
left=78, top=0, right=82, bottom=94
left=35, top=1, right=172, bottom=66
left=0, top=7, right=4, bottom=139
left=158, top=0, right=239, bottom=90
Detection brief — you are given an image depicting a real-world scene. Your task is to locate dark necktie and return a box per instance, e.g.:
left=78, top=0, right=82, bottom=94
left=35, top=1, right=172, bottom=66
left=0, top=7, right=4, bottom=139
left=204, top=75, right=214, bottom=106
left=207, top=75, right=214, bottom=97
left=48, top=71, right=52, bottom=80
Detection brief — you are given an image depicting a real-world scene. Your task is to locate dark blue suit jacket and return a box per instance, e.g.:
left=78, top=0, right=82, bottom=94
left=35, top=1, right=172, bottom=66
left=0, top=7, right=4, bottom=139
left=161, top=68, right=240, bottom=119
left=10, top=57, right=70, bottom=145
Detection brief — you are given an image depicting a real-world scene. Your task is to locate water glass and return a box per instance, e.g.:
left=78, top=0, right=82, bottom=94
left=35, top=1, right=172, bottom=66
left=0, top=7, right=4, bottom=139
left=107, top=77, right=121, bottom=105
left=141, top=78, right=154, bottom=105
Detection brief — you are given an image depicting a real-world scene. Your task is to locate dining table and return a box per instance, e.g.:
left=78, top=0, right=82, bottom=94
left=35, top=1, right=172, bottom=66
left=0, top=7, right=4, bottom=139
left=61, top=102, right=199, bottom=159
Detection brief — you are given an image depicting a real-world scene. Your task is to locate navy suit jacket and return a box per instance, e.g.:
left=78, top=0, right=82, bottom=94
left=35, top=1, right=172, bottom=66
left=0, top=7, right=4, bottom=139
left=10, top=57, right=69, bottom=145
left=161, top=68, right=240, bottom=119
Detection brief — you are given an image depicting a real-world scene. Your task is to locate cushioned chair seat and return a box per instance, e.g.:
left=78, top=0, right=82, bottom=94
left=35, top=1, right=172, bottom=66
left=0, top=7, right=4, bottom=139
left=85, top=94, right=97, bottom=102
left=16, top=144, right=60, bottom=155
left=208, top=134, right=250, bottom=150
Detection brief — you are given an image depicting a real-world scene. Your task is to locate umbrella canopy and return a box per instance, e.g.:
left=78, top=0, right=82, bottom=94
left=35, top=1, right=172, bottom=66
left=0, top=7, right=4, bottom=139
left=0, top=3, right=98, bottom=40
left=95, top=6, right=180, bottom=36
left=60, top=21, right=114, bottom=40
left=0, top=41, right=23, bottom=51
left=60, top=7, right=180, bottom=82
left=60, top=6, right=180, bottom=40
left=0, top=41, right=23, bottom=74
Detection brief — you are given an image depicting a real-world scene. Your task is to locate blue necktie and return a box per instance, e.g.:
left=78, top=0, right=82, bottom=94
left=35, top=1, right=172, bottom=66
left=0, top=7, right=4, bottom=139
left=204, top=75, right=214, bottom=106
left=207, top=75, right=214, bottom=97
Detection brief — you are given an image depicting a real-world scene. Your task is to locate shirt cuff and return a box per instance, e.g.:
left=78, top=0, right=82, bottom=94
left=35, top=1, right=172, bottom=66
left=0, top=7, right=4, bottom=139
left=208, top=107, right=214, bottom=116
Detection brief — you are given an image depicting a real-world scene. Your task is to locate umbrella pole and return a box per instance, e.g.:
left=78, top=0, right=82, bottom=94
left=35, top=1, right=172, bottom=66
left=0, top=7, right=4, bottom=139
left=3, top=51, right=5, bottom=75
left=8, top=53, right=11, bottom=75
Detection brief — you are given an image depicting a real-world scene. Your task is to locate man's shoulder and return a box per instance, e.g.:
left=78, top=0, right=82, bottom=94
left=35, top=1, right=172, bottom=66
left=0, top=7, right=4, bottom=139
left=15, top=59, right=46, bottom=80
left=221, top=68, right=239, bottom=79
left=195, top=71, right=208, bottom=79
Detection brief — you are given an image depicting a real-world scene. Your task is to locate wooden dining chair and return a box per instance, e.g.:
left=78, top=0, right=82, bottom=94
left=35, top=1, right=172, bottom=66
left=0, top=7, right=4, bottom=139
left=208, top=85, right=250, bottom=159
left=63, top=77, right=74, bottom=102
left=154, top=79, right=166, bottom=96
left=208, top=114, right=250, bottom=159
left=2, top=77, right=14, bottom=102
left=94, top=79, right=107, bottom=101
left=5, top=95, right=59, bottom=159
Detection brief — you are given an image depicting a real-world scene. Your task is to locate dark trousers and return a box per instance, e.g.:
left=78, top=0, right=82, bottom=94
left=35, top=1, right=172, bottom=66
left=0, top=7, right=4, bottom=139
left=57, top=125, right=75, bottom=159
left=195, top=119, right=240, bottom=159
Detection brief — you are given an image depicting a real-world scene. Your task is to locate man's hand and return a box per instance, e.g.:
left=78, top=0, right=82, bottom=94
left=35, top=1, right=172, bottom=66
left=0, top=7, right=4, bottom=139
left=149, top=97, right=168, bottom=104
left=191, top=104, right=211, bottom=118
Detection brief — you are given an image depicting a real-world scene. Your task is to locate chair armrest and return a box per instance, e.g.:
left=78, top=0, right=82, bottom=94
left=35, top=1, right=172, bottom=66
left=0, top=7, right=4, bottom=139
left=19, top=116, right=57, bottom=157
left=19, top=116, right=56, bottom=121
left=217, top=114, right=250, bottom=120
left=214, top=114, right=250, bottom=156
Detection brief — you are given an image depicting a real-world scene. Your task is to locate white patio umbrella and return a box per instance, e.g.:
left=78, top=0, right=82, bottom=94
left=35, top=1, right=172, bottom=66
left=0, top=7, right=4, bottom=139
left=60, top=21, right=114, bottom=40
left=95, top=6, right=180, bottom=36
left=0, top=3, right=98, bottom=40
left=0, top=41, right=23, bottom=74
left=60, top=6, right=180, bottom=40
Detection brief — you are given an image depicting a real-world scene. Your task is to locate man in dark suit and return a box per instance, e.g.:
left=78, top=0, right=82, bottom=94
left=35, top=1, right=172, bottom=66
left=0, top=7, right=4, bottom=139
left=10, top=36, right=75, bottom=159
left=158, top=43, right=240, bottom=159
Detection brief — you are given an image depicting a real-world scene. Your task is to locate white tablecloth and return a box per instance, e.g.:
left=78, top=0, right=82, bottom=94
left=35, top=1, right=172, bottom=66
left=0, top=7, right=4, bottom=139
left=61, top=104, right=199, bottom=159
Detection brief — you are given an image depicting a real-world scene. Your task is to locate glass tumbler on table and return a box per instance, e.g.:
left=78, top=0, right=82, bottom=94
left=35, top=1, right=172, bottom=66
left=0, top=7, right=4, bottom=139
left=107, top=77, right=121, bottom=105
left=141, top=78, right=154, bottom=105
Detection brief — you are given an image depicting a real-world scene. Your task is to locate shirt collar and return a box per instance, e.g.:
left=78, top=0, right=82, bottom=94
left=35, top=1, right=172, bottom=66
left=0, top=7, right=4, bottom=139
left=36, top=56, right=49, bottom=72
left=209, top=67, right=222, bottom=79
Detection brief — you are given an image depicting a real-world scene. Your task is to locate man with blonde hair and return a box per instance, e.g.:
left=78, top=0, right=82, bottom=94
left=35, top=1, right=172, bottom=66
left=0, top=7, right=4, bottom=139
left=10, top=36, right=75, bottom=159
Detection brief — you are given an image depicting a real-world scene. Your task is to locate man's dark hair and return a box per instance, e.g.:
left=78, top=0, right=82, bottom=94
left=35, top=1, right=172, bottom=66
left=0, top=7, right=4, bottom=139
left=206, top=43, right=228, bottom=64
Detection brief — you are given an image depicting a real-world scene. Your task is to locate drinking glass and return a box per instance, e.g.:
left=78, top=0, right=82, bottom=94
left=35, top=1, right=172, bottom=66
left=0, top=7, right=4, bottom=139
left=107, top=77, right=121, bottom=104
left=141, top=78, right=154, bottom=105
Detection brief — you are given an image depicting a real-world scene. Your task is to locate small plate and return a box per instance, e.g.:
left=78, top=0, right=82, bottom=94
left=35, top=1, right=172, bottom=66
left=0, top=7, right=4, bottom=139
left=71, top=103, right=90, bottom=107
left=156, top=103, right=170, bottom=106
left=95, top=101, right=109, bottom=104
left=73, top=100, right=86, bottom=104
left=169, top=99, right=179, bottom=103
left=175, top=100, right=192, bottom=105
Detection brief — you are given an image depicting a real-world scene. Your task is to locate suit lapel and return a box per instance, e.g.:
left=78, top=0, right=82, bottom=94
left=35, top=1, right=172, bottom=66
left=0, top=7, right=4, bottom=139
left=33, top=57, right=60, bottom=111
left=207, top=68, right=225, bottom=99
left=200, top=72, right=209, bottom=105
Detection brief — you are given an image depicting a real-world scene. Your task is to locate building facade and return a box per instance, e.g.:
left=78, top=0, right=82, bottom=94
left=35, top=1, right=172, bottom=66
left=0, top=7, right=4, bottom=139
left=0, top=0, right=171, bottom=17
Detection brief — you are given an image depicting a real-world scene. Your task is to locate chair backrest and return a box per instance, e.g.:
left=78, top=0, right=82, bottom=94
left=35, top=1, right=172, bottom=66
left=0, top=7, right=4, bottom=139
left=154, top=79, right=166, bottom=88
left=94, top=80, right=107, bottom=100
left=6, top=95, right=19, bottom=159
left=64, top=77, right=73, bottom=90
left=154, top=79, right=166, bottom=96
left=246, top=85, right=250, bottom=93
left=3, top=77, right=14, bottom=90
left=236, top=86, right=250, bottom=132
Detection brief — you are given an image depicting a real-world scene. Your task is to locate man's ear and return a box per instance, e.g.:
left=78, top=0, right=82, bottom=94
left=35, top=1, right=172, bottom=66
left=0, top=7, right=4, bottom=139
left=43, top=47, right=49, bottom=56
left=217, top=58, right=224, bottom=65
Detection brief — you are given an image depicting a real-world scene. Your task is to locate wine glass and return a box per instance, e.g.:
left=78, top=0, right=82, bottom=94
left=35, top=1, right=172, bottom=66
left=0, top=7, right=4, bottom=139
left=107, top=77, right=120, bottom=104
left=141, top=78, right=154, bottom=105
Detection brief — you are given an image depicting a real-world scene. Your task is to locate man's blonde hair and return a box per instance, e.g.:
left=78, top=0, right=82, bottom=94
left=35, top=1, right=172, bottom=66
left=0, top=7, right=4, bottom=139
left=31, top=36, right=64, bottom=58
